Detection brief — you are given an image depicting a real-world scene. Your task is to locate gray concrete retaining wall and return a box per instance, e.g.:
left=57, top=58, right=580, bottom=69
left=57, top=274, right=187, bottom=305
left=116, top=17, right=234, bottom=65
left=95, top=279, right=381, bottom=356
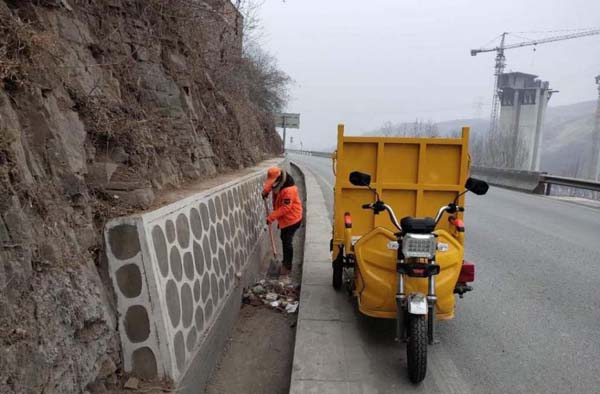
left=470, top=165, right=543, bottom=193
left=104, top=158, right=284, bottom=390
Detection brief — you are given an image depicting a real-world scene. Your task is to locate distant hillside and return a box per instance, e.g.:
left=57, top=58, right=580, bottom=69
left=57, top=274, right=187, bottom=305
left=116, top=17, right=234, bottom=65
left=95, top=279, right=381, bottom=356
left=364, top=118, right=488, bottom=138
left=363, top=100, right=597, bottom=177
left=539, top=100, right=596, bottom=176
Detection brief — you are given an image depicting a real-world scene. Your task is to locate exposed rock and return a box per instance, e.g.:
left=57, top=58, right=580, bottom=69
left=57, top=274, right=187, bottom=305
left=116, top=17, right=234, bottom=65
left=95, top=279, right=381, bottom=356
left=0, top=0, right=282, bottom=393
left=96, top=356, right=117, bottom=379
left=0, top=217, right=10, bottom=244
left=86, top=381, right=108, bottom=394
left=109, top=188, right=155, bottom=210
left=123, top=377, right=139, bottom=390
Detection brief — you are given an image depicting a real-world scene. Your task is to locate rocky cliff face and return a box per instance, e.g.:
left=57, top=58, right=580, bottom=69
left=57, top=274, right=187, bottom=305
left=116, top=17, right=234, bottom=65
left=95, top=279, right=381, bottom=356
left=0, top=1, right=281, bottom=392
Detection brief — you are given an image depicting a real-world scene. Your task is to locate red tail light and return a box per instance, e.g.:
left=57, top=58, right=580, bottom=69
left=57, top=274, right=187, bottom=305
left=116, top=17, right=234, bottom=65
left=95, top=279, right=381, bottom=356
left=449, top=216, right=465, bottom=232
left=458, top=260, right=475, bottom=282
left=344, top=212, right=352, bottom=228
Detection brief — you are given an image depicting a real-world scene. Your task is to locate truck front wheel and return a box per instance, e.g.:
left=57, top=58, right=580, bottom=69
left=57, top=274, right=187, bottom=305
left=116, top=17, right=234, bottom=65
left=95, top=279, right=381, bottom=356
left=406, top=314, right=427, bottom=383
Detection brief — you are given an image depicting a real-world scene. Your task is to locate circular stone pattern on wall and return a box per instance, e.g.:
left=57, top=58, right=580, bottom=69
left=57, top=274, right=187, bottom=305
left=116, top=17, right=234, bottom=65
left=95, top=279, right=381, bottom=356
left=218, top=278, right=225, bottom=300
left=124, top=305, right=150, bottom=343
left=190, top=207, right=203, bottom=240
left=217, top=223, right=224, bottom=244
left=215, top=195, right=223, bottom=220
left=108, top=224, right=140, bottom=260
left=152, top=225, right=169, bottom=278
left=174, top=331, right=186, bottom=372
left=166, top=219, right=176, bottom=243
left=222, top=194, right=229, bottom=216
left=166, top=279, right=181, bottom=327
left=170, top=246, right=183, bottom=282
left=181, top=283, right=194, bottom=328
left=210, top=274, right=219, bottom=305
left=116, top=263, right=142, bottom=298
left=205, top=301, right=213, bottom=321
left=213, top=257, right=220, bottom=276
left=201, top=275, right=210, bottom=302
left=176, top=213, right=191, bottom=248
left=193, top=279, right=201, bottom=302
left=200, top=203, right=210, bottom=231
left=131, top=347, right=158, bottom=380
left=208, top=199, right=216, bottom=222
left=186, top=329, right=197, bottom=353
left=183, top=252, right=194, bottom=281
left=195, top=305, right=204, bottom=332
left=203, top=237, right=212, bottom=270
left=218, top=249, right=226, bottom=276
left=193, top=241, right=204, bottom=276
left=209, top=226, right=217, bottom=254
left=227, top=190, right=234, bottom=210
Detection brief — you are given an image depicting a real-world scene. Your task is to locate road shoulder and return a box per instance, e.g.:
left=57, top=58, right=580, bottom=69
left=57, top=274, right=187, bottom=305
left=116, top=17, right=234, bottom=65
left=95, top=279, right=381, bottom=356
left=289, top=161, right=354, bottom=394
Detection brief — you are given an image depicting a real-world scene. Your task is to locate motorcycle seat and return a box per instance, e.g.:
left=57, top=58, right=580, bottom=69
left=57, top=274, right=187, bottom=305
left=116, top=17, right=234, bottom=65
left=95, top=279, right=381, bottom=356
left=400, top=216, right=436, bottom=234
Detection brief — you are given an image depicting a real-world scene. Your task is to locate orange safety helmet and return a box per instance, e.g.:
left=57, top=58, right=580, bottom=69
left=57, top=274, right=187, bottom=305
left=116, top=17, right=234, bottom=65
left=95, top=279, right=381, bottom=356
left=263, top=166, right=283, bottom=194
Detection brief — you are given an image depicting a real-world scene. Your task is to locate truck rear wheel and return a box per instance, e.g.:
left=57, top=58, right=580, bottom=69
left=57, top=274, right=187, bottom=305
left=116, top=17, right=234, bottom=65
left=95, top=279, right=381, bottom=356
left=406, top=315, right=427, bottom=383
left=332, top=257, right=343, bottom=290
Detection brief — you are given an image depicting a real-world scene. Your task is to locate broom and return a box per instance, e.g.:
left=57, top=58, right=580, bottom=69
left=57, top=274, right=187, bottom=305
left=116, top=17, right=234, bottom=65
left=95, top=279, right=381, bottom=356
left=264, top=199, right=280, bottom=278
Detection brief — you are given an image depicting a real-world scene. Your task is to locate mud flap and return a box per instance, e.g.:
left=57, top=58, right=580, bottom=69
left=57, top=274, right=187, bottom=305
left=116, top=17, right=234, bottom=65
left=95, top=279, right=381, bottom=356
left=407, top=293, right=428, bottom=315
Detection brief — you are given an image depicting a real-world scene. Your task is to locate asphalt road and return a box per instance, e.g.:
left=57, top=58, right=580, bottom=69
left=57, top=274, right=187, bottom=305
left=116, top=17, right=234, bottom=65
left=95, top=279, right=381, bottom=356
left=290, top=153, right=600, bottom=394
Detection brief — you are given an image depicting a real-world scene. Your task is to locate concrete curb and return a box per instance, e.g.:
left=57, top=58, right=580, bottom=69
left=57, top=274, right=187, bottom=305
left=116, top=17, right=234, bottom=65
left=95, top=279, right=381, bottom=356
left=289, top=162, right=354, bottom=394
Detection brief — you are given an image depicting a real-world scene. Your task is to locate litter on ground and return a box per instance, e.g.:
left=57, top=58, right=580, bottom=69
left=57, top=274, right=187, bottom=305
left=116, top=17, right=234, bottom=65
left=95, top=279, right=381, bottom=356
left=243, top=278, right=300, bottom=314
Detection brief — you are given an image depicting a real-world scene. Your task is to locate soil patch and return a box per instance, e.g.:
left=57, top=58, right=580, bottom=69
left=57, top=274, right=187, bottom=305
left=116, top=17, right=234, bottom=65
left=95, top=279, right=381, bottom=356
left=205, top=307, right=295, bottom=394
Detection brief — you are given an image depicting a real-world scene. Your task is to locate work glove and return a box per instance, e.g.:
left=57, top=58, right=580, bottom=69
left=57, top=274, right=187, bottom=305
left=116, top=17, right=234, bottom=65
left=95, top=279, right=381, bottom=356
left=266, top=213, right=275, bottom=225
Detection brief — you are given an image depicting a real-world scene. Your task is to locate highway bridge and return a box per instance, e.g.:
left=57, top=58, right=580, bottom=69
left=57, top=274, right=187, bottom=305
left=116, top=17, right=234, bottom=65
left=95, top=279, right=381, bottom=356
left=290, top=152, right=600, bottom=393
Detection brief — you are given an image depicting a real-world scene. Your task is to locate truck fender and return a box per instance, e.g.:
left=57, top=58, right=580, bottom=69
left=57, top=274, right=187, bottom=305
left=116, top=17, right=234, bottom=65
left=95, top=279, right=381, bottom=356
left=407, top=293, right=428, bottom=315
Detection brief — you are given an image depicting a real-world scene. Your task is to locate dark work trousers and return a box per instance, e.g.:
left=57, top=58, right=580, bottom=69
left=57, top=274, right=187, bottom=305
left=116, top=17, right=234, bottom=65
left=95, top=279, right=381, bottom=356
left=280, top=220, right=302, bottom=270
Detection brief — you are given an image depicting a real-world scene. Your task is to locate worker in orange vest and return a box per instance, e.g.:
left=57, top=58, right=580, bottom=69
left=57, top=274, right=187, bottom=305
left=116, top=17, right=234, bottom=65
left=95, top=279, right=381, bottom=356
left=262, top=166, right=303, bottom=278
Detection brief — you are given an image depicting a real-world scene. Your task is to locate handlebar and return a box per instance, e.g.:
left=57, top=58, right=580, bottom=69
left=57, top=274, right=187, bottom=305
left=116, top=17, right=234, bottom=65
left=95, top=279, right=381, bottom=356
left=434, top=204, right=464, bottom=223
left=361, top=201, right=402, bottom=231
left=382, top=203, right=402, bottom=231
left=362, top=200, right=464, bottom=232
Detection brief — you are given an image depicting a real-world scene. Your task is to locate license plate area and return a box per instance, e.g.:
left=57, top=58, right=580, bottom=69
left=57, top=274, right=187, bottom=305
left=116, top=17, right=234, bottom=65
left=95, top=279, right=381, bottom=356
left=397, top=262, right=440, bottom=278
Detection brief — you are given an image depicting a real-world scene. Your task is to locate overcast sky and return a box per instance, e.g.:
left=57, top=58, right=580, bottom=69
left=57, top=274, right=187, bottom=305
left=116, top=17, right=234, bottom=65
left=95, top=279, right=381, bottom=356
left=257, top=0, right=600, bottom=150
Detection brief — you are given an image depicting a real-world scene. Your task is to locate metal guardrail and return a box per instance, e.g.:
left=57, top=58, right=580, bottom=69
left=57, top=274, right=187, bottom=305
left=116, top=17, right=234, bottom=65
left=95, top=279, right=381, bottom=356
left=286, top=149, right=331, bottom=158
left=540, top=174, right=600, bottom=195
left=287, top=150, right=600, bottom=196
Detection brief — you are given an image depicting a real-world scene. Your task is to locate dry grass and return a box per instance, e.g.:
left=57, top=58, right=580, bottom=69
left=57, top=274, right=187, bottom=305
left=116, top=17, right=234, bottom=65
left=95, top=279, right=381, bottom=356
left=0, top=6, right=59, bottom=90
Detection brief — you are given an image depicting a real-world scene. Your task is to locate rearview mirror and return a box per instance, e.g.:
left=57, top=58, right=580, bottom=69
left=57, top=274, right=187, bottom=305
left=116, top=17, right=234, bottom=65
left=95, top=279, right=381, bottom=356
left=349, top=171, right=371, bottom=187
left=465, top=177, right=489, bottom=195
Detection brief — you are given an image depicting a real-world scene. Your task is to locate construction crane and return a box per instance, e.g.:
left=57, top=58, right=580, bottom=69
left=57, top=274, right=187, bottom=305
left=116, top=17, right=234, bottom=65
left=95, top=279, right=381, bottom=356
left=471, top=29, right=600, bottom=134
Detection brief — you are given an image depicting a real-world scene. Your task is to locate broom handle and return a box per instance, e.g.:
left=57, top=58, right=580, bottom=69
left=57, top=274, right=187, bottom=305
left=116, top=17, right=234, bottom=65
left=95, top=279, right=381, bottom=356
left=264, top=199, right=278, bottom=258
left=268, top=225, right=277, bottom=258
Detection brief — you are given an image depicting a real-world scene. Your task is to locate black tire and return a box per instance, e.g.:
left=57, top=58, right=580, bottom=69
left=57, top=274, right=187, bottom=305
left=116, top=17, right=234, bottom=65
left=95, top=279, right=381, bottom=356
left=332, top=257, right=343, bottom=290
left=406, top=314, right=427, bottom=383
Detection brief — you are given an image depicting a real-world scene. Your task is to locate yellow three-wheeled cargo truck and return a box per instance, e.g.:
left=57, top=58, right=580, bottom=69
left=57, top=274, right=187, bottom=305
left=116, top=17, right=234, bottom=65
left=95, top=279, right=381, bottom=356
left=330, top=124, right=488, bottom=383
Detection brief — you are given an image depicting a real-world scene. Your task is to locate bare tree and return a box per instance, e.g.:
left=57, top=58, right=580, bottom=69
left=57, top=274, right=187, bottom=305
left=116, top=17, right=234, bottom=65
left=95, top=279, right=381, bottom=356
left=370, top=119, right=440, bottom=138
left=230, top=0, right=291, bottom=114
left=234, top=0, right=265, bottom=52
left=241, top=43, right=291, bottom=113
left=380, top=121, right=394, bottom=136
